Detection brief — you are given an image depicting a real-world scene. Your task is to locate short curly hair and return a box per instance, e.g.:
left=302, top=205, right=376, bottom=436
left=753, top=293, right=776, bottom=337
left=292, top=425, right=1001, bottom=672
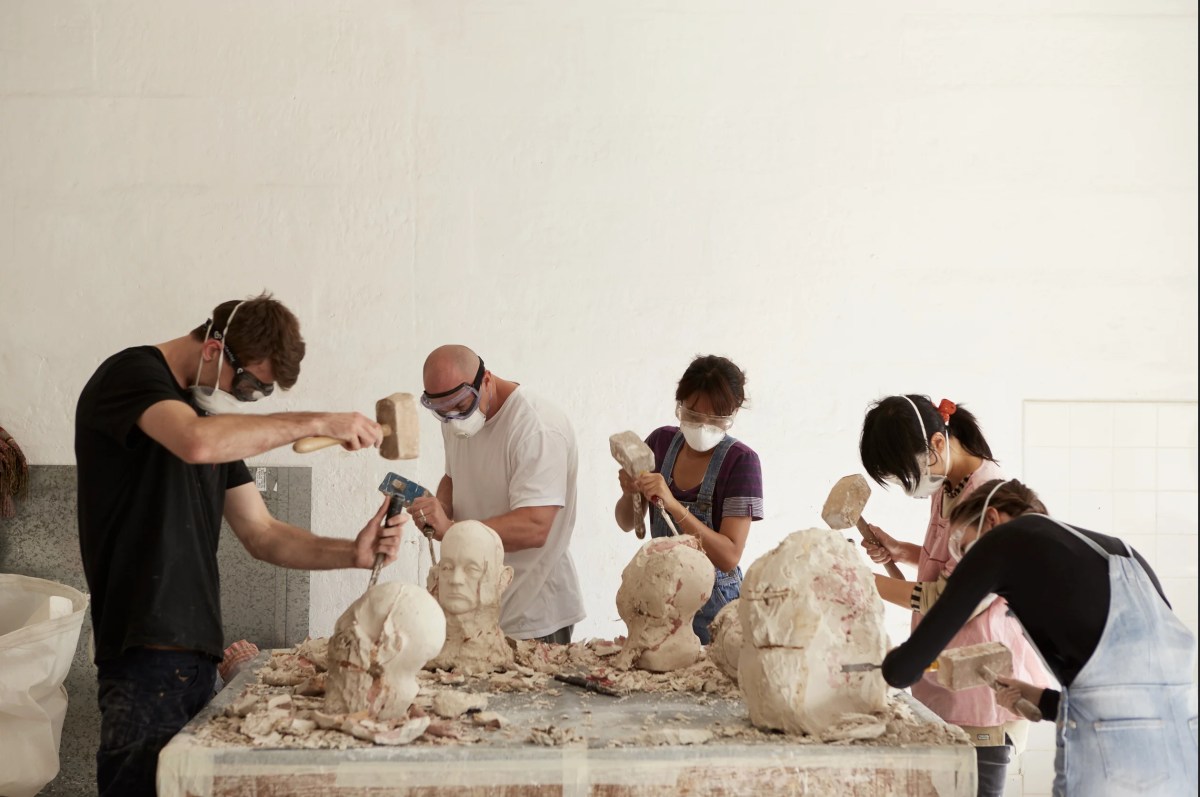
left=190, top=292, right=305, bottom=389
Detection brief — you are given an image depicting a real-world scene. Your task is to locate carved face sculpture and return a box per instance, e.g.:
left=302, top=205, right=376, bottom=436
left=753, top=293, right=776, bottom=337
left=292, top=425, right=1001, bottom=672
left=426, top=520, right=515, bottom=674
left=738, top=528, right=888, bottom=735
left=615, top=537, right=712, bottom=672
left=326, top=582, right=445, bottom=720
left=429, top=520, right=513, bottom=617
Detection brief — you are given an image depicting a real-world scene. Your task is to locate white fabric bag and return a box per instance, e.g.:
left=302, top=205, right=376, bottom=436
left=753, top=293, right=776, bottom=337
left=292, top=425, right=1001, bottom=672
left=0, top=574, right=87, bottom=797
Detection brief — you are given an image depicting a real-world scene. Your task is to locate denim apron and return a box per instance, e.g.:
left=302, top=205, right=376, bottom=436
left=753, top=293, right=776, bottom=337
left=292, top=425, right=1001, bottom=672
left=1029, top=515, right=1198, bottom=796
left=650, top=431, right=742, bottom=645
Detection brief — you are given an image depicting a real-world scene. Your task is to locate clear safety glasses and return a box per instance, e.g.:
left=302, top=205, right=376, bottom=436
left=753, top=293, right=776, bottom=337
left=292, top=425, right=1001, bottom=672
left=421, top=359, right=486, bottom=421
left=675, top=402, right=736, bottom=431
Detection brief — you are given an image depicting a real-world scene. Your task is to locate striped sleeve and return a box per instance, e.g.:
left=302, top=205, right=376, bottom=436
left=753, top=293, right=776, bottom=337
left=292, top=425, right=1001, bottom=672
left=719, top=446, right=764, bottom=521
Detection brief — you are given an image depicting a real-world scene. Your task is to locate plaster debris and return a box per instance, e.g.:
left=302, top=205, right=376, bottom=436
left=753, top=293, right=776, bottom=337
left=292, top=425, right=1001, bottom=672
left=325, top=583, right=446, bottom=720
left=189, top=631, right=965, bottom=752
left=708, top=600, right=743, bottom=683
left=431, top=689, right=489, bottom=718
left=529, top=725, right=582, bottom=747
left=636, top=728, right=715, bottom=746
left=613, top=537, right=712, bottom=672
left=739, top=528, right=889, bottom=736
left=427, top=521, right=516, bottom=675
left=471, top=711, right=507, bottom=729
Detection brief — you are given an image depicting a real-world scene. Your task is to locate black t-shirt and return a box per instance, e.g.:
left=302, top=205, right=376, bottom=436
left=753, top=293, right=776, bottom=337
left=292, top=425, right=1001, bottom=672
left=882, top=515, right=1167, bottom=705
left=75, top=346, right=252, bottom=661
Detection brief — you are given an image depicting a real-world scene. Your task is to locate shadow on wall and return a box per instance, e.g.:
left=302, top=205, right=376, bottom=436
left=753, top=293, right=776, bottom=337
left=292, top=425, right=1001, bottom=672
left=0, top=466, right=312, bottom=797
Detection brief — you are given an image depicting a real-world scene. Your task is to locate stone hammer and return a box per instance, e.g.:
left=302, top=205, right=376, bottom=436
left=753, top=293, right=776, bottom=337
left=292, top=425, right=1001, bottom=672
left=292, top=392, right=420, bottom=460
left=843, top=641, right=1042, bottom=722
left=937, top=641, right=1043, bottom=722
left=821, top=474, right=904, bottom=579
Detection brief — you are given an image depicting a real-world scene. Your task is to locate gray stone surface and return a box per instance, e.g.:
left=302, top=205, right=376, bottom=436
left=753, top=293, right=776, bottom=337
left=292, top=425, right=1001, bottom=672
left=0, top=465, right=312, bottom=797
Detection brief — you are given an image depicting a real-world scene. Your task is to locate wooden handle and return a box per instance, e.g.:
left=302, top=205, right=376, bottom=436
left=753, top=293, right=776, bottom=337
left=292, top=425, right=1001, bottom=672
left=292, top=436, right=342, bottom=453
left=855, top=516, right=904, bottom=579
left=293, top=424, right=393, bottom=454
left=981, top=665, right=1043, bottom=722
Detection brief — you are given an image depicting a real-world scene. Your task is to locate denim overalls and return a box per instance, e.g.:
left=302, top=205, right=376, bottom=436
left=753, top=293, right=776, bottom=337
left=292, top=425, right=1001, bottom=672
left=650, top=431, right=742, bottom=645
left=1031, top=515, right=1198, bottom=796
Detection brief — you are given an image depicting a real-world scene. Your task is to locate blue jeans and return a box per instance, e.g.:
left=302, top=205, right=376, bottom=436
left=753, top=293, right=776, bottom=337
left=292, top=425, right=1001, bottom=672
left=693, top=574, right=741, bottom=645
left=96, top=648, right=217, bottom=797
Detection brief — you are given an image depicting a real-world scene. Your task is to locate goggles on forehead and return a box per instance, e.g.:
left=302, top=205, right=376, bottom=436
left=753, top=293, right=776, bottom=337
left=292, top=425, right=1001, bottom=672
left=210, top=326, right=274, bottom=402
left=421, top=359, right=486, bottom=421
left=675, top=402, right=736, bottom=431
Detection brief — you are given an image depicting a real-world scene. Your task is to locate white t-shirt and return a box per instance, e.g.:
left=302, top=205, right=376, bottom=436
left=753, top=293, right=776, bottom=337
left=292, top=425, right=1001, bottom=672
left=442, top=386, right=585, bottom=639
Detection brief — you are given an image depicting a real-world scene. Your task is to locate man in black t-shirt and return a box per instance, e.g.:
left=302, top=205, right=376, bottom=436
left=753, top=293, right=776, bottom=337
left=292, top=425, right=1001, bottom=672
left=75, top=293, right=406, bottom=797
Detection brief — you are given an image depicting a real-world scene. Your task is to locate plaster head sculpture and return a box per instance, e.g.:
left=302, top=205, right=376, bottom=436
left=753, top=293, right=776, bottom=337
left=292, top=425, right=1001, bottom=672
left=426, top=520, right=515, bottom=674
left=614, top=536, right=712, bottom=672
left=325, top=582, right=445, bottom=720
left=708, top=599, right=743, bottom=683
left=738, top=528, right=888, bottom=735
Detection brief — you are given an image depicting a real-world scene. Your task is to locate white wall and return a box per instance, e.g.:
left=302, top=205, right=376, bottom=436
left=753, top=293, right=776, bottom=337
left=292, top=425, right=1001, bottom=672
left=1, top=0, right=1196, bottom=660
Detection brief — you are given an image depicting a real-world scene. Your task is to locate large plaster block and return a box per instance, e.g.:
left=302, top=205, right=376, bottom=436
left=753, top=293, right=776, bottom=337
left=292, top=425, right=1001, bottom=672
left=738, top=528, right=888, bottom=735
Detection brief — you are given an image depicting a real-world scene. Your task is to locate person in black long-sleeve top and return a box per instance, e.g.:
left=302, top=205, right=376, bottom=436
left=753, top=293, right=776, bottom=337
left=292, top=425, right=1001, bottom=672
left=882, top=479, right=1197, bottom=796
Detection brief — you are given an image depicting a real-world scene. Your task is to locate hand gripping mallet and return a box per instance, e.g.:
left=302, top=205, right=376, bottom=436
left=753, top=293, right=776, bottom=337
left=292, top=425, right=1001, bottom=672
left=293, top=392, right=420, bottom=460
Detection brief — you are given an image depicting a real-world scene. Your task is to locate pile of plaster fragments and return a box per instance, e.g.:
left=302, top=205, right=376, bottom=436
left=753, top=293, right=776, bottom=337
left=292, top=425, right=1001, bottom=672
left=192, top=527, right=971, bottom=752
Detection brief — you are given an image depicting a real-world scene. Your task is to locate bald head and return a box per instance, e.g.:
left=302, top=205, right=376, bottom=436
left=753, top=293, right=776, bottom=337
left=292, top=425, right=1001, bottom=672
left=423, top=345, right=482, bottom=395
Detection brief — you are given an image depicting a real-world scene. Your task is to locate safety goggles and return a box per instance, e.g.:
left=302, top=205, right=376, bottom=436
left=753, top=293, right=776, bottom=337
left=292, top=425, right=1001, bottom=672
left=421, top=359, right=485, bottom=421
left=675, top=402, right=736, bottom=431
left=211, top=327, right=274, bottom=402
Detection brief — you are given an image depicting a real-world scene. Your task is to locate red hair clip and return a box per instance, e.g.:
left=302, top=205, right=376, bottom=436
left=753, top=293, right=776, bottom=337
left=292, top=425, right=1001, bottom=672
left=937, top=399, right=957, bottom=424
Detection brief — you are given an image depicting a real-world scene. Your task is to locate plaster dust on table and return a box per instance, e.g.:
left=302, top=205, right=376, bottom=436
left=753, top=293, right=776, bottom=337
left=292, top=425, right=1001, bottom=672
left=188, top=629, right=965, bottom=753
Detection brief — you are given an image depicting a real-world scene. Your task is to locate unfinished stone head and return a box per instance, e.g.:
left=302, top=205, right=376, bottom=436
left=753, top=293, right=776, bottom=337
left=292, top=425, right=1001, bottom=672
left=326, top=582, right=445, bottom=720
left=426, top=520, right=515, bottom=674
left=738, top=528, right=888, bottom=735
left=614, top=536, right=712, bottom=672
left=708, top=599, right=743, bottom=683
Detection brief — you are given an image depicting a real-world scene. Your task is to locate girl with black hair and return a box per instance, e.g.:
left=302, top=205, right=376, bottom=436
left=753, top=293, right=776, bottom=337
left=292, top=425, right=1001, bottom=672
left=858, top=395, right=1053, bottom=797
left=883, top=479, right=1196, bottom=796
left=613, top=355, right=764, bottom=644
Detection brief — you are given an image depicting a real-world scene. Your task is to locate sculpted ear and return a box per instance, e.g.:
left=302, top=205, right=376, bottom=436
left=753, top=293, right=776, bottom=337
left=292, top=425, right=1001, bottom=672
left=426, top=567, right=439, bottom=596
left=499, top=565, right=514, bottom=593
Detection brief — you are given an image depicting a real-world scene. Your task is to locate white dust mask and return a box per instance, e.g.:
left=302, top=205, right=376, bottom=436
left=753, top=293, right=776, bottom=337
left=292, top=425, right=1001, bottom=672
left=448, top=407, right=486, bottom=439
left=189, top=306, right=244, bottom=416
left=680, top=423, right=725, bottom=453
left=900, top=395, right=950, bottom=499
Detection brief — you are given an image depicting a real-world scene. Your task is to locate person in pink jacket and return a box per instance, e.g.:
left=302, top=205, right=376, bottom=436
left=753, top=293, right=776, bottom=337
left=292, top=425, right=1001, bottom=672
left=858, top=394, right=1053, bottom=797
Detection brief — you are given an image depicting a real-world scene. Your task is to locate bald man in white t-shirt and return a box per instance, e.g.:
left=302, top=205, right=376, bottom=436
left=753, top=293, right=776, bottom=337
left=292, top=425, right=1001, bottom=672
left=407, top=345, right=585, bottom=642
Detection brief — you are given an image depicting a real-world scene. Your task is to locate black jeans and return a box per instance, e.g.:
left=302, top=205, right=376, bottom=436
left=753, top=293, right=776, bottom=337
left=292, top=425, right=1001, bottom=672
left=975, top=738, right=1013, bottom=797
left=96, top=648, right=216, bottom=797
left=535, top=625, right=574, bottom=645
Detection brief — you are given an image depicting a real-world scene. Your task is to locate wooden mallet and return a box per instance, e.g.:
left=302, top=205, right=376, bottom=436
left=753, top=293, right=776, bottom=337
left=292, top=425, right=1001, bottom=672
left=822, top=474, right=904, bottom=579
left=292, top=392, right=420, bottom=460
